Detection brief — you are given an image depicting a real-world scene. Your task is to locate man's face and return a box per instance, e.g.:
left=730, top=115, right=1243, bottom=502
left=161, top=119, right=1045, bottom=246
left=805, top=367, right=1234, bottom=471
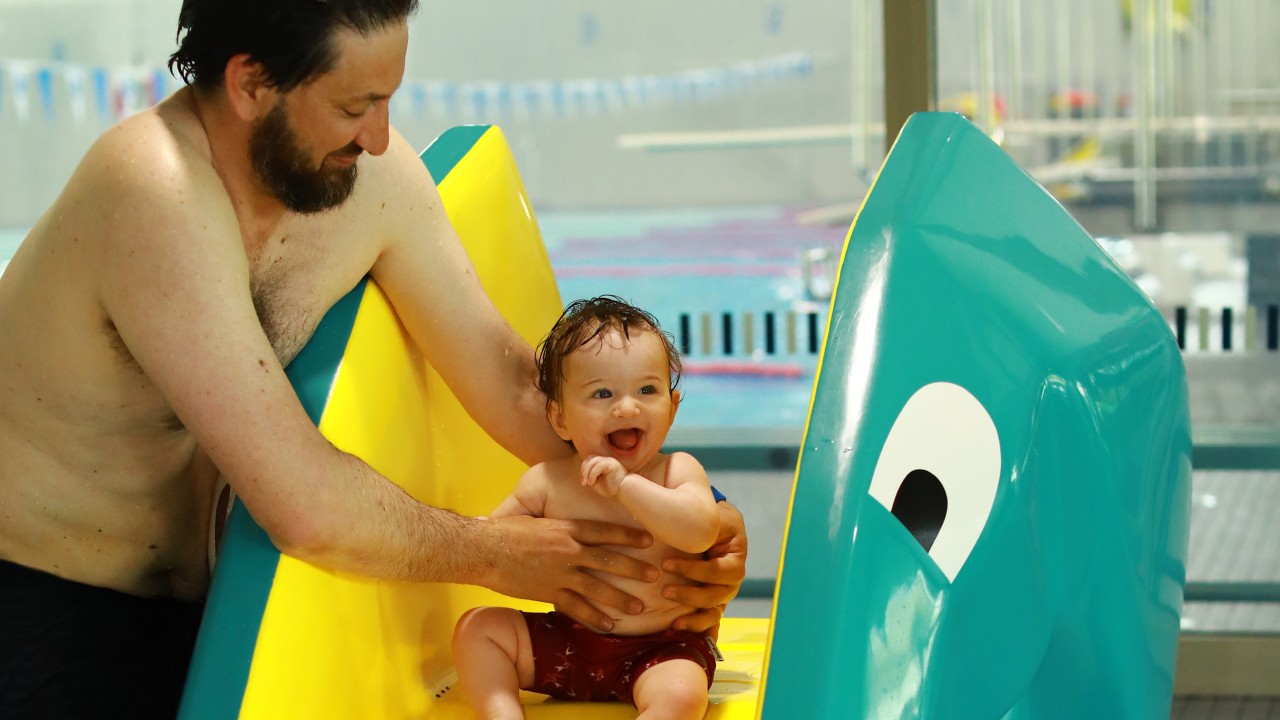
left=250, top=100, right=359, bottom=214
left=250, top=21, right=408, bottom=214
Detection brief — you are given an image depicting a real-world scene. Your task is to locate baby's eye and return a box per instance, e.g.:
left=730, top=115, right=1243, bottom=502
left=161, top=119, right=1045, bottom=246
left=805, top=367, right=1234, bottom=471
left=592, top=388, right=613, bottom=399
left=639, top=385, right=657, bottom=395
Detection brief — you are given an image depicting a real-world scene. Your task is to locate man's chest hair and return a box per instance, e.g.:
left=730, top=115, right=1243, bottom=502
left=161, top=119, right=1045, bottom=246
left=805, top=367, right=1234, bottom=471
left=247, top=262, right=327, bottom=369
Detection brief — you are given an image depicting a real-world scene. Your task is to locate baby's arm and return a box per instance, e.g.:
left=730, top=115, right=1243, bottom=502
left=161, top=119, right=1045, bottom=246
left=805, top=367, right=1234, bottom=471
left=580, top=452, right=719, bottom=553
left=487, top=464, right=550, bottom=518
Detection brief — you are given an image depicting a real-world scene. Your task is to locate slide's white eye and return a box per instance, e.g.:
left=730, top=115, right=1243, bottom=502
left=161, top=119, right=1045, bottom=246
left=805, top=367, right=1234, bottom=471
left=867, top=382, right=1001, bottom=583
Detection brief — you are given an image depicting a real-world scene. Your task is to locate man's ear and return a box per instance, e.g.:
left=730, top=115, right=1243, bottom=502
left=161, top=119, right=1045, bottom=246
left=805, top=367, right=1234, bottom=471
left=223, top=54, right=278, bottom=121
left=547, top=400, right=572, bottom=442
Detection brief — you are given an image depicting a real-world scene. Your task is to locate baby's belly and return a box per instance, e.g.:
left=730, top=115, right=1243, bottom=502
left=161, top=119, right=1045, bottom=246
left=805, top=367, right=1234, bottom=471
left=586, top=543, right=702, bottom=636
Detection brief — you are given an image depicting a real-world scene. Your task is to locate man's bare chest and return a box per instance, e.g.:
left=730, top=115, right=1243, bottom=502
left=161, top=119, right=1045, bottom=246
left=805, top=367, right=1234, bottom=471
left=249, top=267, right=325, bottom=368
left=246, top=238, right=371, bottom=368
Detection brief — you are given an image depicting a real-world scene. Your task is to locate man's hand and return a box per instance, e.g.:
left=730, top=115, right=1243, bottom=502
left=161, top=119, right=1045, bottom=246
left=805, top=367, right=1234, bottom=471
left=480, top=514, right=656, bottom=631
left=662, top=501, right=748, bottom=635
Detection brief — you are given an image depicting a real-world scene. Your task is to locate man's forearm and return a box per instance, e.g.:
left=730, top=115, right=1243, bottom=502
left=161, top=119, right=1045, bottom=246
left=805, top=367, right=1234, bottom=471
left=268, top=450, right=497, bottom=586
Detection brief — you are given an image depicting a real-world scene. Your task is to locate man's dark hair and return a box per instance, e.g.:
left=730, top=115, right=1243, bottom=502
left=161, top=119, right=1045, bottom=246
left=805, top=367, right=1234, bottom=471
left=168, top=0, right=419, bottom=92
left=536, top=295, right=683, bottom=405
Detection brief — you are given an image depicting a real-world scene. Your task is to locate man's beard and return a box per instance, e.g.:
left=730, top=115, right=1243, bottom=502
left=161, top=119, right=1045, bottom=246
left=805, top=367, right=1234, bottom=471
left=250, top=102, right=358, bottom=214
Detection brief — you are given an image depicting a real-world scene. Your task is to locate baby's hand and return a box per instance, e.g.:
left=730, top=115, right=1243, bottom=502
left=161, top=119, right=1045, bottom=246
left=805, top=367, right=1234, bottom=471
left=581, top=455, right=627, bottom=497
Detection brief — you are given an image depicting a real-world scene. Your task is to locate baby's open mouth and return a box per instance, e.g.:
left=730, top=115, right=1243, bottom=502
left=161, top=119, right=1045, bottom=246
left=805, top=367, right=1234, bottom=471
left=608, top=428, right=641, bottom=451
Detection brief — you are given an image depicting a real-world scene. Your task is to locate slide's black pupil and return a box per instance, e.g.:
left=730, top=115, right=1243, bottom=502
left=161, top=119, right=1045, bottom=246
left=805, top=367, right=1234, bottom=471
left=890, top=469, right=948, bottom=553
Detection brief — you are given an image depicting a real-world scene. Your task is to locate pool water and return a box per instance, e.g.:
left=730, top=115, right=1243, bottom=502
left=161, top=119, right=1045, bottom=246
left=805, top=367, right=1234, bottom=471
left=541, top=207, right=844, bottom=430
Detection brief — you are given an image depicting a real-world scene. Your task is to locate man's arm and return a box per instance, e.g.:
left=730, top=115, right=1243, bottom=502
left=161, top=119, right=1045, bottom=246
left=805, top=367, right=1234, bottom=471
left=87, top=127, right=649, bottom=612
left=355, top=133, right=748, bottom=627
left=369, top=130, right=568, bottom=468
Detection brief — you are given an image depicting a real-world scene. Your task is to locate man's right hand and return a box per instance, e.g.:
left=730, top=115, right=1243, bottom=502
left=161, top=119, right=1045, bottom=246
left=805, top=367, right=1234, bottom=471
left=478, top=515, right=657, bottom=631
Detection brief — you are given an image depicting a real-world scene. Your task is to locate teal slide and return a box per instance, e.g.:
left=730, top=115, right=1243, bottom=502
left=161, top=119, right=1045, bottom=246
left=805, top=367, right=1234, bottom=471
left=760, top=112, right=1191, bottom=717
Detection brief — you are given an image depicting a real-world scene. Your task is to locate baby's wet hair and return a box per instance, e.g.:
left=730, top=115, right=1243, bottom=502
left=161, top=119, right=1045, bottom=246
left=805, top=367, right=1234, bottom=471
left=536, top=295, right=682, bottom=405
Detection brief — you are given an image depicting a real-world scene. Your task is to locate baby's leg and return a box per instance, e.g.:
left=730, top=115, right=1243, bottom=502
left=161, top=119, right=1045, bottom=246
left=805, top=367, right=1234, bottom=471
left=631, top=659, right=710, bottom=720
left=451, top=607, right=535, bottom=720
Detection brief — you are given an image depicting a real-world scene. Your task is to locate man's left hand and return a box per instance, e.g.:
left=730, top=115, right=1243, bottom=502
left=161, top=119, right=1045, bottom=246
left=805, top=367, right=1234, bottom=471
left=662, top=500, right=748, bottom=636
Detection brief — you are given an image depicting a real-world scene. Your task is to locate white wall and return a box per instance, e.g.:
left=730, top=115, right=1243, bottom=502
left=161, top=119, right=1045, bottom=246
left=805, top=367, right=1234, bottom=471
left=0, top=0, right=864, bottom=229
left=1, top=0, right=1277, bottom=229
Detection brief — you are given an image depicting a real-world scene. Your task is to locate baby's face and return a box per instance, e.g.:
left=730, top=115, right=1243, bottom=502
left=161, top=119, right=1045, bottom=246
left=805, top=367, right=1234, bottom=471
left=549, top=328, right=679, bottom=472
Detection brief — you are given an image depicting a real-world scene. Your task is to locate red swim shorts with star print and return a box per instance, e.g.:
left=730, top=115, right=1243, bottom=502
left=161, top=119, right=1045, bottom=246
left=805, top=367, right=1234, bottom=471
left=520, top=611, right=717, bottom=706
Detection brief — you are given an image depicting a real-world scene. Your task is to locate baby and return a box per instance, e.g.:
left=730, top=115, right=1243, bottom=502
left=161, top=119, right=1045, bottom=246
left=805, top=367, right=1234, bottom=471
left=452, top=295, right=721, bottom=720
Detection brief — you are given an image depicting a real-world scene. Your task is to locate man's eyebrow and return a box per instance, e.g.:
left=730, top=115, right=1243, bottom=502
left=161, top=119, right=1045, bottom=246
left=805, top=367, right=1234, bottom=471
left=340, top=91, right=392, bottom=104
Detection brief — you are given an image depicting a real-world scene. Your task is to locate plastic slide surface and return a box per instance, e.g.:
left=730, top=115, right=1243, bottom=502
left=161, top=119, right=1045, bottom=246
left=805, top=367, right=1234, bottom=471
left=758, top=112, right=1191, bottom=718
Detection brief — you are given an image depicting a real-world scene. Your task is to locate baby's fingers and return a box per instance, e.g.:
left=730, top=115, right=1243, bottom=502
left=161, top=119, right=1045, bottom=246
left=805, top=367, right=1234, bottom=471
left=580, top=456, right=606, bottom=485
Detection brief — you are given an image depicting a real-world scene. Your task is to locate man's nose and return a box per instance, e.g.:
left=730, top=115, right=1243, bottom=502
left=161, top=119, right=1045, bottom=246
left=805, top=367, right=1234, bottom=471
left=356, top=101, right=391, bottom=156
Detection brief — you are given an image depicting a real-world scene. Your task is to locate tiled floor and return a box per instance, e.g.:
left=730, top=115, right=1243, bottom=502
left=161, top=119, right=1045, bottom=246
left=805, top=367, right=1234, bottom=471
left=1183, top=471, right=1280, bottom=633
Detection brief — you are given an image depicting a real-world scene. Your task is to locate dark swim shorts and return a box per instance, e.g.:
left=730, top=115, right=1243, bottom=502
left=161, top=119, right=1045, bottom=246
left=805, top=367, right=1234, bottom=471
left=0, top=560, right=203, bottom=719
left=521, top=610, right=717, bottom=706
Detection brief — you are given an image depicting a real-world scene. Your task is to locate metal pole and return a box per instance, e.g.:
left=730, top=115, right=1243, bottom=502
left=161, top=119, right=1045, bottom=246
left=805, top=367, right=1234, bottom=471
left=1214, top=0, right=1230, bottom=165
left=1080, top=0, right=1096, bottom=136
left=1243, top=0, right=1259, bottom=169
left=1133, top=0, right=1158, bottom=230
left=976, top=0, right=997, bottom=136
left=1155, top=0, right=1172, bottom=118
left=1005, top=0, right=1023, bottom=122
left=1031, top=0, right=1047, bottom=130
left=854, top=0, right=875, bottom=172
left=1188, top=0, right=1207, bottom=168
left=1055, top=0, right=1071, bottom=120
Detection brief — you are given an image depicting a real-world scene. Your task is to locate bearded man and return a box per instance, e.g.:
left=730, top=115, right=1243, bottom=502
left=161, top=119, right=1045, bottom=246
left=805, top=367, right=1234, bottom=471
left=0, top=2, right=747, bottom=716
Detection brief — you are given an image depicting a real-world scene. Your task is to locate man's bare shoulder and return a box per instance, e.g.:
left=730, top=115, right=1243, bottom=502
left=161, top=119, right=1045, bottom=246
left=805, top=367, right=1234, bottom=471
left=360, top=126, right=481, bottom=300
left=365, top=127, right=434, bottom=185
left=58, top=94, right=242, bottom=271
left=73, top=91, right=224, bottom=214
left=355, top=128, right=445, bottom=227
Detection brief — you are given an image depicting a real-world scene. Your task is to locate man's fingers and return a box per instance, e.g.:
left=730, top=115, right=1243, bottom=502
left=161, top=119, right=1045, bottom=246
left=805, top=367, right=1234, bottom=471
left=661, top=578, right=737, bottom=609
left=569, top=518, right=653, bottom=549
left=671, top=607, right=725, bottom=634
left=573, top=571, right=645, bottom=616
left=578, top=547, right=658, bottom=582
left=662, top=555, right=745, bottom=587
left=552, top=591, right=616, bottom=633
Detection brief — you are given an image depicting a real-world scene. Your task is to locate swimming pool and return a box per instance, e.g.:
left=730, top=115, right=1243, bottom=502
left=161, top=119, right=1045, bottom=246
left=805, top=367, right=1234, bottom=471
left=542, top=206, right=843, bottom=434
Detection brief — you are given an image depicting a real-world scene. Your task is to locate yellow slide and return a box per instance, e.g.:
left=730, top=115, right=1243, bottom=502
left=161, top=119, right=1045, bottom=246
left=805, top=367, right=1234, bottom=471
left=178, top=125, right=766, bottom=719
